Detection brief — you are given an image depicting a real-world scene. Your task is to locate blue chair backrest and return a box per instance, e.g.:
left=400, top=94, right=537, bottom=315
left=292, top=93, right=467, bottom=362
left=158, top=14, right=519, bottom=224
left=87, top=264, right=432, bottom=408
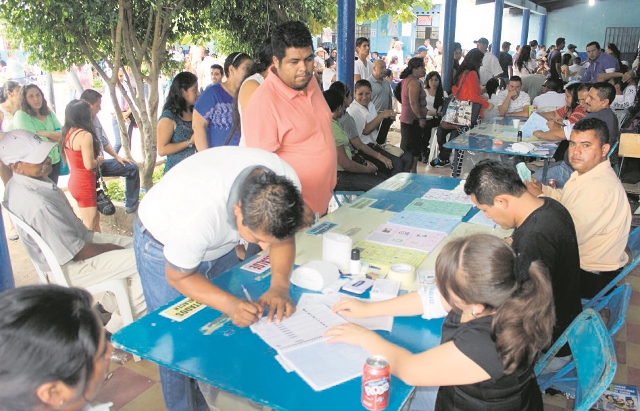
left=535, top=309, right=616, bottom=410
left=593, top=284, right=632, bottom=338
left=584, top=227, right=640, bottom=309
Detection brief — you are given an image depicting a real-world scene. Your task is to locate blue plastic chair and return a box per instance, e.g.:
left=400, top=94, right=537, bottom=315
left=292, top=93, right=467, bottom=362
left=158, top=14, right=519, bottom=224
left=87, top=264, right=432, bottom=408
left=535, top=309, right=617, bottom=411
left=592, top=283, right=632, bottom=337
left=583, top=226, right=640, bottom=309
left=537, top=285, right=630, bottom=400
left=332, top=191, right=364, bottom=207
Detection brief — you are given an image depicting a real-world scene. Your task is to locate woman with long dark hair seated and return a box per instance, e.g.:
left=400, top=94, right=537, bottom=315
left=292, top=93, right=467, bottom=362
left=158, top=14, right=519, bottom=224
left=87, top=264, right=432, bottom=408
left=0, top=284, right=112, bottom=411
left=326, top=234, right=554, bottom=411
left=157, top=71, right=198, bottom=174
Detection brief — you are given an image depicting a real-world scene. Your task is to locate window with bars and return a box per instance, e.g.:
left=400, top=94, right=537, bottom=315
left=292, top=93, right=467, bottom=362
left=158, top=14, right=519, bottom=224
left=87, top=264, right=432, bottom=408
left=356, top=24, right=371, bottom=39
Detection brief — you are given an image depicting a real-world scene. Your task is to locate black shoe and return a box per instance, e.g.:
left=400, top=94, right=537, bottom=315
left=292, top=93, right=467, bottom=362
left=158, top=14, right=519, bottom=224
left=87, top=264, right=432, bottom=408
left=124, top=201, right=139, bottom=214
left=429, top=158, right=450, bottom=168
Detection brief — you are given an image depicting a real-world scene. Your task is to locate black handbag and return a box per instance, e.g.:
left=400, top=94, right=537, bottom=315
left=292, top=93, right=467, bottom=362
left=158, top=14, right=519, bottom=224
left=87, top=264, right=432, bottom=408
left=96, top=168, right=115, bottom=216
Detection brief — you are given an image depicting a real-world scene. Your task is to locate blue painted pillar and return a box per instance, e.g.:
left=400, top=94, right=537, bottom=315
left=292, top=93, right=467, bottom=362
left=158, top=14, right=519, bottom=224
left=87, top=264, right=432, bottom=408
left=336, top=0, right=355, bottom=91
left=539, top=14, right=547, bottom=45
left=0, top=208, right=15, bottom=292
left=491, top=0, right=504, bottom=58
left=521, top=9, right=530, bottom=47
left=441, top=0, right=458, bottom=93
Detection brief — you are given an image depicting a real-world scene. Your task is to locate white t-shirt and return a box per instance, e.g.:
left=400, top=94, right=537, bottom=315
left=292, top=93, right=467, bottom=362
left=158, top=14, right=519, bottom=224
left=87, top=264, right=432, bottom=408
left=138, top=147, right=301, bottom=270
left=513, top=60, right=537, bottom=77
left=532, top=91, right=566, bottom=109
left=496, top=89, right=532, bottom=113
left=354, top=59, right=372, bottom=80
left=238, top=73, right=265, bottom=147
left=479, top=52, right=503, bottom=86
left=346, top=101, right=378, bottom=145
left=323, top=68, right=336, bottom=91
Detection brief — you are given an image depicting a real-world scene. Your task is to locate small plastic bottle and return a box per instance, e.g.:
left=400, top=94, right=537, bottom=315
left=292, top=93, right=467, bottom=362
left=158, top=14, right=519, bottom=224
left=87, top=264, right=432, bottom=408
left=350, top=249, right=361, bottom=275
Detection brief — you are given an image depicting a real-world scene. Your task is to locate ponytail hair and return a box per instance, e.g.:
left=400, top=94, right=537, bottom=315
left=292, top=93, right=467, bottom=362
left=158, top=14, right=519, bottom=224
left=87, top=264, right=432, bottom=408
left=493, top=260, right=555, bottom=373
left=436, top=234, right=555, bottom=374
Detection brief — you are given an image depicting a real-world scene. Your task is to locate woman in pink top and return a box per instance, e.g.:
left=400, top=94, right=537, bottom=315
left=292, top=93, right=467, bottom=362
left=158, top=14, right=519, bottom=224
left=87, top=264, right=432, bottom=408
left=398, top=57, right=428, bottom=173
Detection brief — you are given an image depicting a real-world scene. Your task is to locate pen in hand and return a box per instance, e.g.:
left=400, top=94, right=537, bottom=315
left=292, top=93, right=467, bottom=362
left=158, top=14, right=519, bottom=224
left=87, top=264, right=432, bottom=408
left=241, top=284, right=253, bottom=302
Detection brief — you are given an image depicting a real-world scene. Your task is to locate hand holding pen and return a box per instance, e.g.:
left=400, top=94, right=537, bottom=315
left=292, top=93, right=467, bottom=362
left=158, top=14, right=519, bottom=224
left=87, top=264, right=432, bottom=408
left=227, top=285, right=263, bottom=327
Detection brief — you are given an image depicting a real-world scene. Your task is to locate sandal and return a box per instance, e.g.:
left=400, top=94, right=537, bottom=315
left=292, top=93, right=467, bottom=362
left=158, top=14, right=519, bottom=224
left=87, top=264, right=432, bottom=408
left=8, top=226, right=18, bottom=241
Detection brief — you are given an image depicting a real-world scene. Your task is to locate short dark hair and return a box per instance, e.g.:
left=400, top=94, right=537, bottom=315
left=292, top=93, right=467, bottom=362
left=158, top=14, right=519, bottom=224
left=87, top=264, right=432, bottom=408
left=586, top=41, right=601, bottom=50
left=591, top=81, right=616, bottom=105
left=80, top=88, right=102, bottom=104
left=210, top=64, right=223, bottom=74
left=529, top=40, right=538, bottom=47
left=383, top=69, right=392, bottom=78
left=329, top=81, right=350, bottom=99
left=356, top=37, right=369, bottom=48
left=0, top=285, right=103, bottom=411
left=501, top=41, right=511, bottom=50
left=509, top=75, right=523, bottom=85
left=453, top=42, right=462, bottom=51
left=572, top=117, right=609, bottom=146
left=271, top=21, right=313, bottom=61
left=354, top=79, right=372, bottom=91
left=323, top=89, right=343, bottom=112
left=543, top=77, right=563, bottom=93
left=464, top=160, right=526, bottom=205
left=556, top=37, right=565, bottom=47
left=239, top=171, right=304, bottom=240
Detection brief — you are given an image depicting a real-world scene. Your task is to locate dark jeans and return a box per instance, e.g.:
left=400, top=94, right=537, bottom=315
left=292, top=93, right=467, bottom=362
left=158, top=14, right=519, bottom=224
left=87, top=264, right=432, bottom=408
left=100, top=159, right=140, bottom=208
left=336, top=170, right=386, bottom=192
left=435, top=125, right=458, bottom=161
left=376, top=117, right=395, bottom=145
left=579, top=267, right=623, bottom=300
left=361, top=143, right=413, bottom=177
left=422, top=118, right=441, bottom=157
left=133, top=218, right=240, bottom=411
left=111, top=116, right=135, bottom=154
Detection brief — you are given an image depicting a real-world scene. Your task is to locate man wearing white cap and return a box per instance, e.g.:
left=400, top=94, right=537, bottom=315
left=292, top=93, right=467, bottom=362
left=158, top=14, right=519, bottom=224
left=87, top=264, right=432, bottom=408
left=0, top=129, right=146, bottom=333
left=475, top=37, right=503, bottom=86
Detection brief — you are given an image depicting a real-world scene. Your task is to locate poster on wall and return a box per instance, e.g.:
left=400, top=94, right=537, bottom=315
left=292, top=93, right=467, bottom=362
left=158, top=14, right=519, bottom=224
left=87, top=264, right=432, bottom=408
left=402, top=23, right=412, bottom=37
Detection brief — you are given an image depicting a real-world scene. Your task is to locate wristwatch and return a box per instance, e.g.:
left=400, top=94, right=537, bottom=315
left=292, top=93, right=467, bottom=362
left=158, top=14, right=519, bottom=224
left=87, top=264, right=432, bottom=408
left=187, top=141, right=194, bottom=148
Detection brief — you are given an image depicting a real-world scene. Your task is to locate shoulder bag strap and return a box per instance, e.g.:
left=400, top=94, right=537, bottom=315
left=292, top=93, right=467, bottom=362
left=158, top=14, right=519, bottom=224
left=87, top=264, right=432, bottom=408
left=453, top=71, right=470, bottom=99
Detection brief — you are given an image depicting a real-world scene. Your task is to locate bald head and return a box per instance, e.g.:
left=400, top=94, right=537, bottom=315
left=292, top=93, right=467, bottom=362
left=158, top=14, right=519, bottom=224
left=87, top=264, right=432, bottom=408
left=372, top=59, right=387, bottom=80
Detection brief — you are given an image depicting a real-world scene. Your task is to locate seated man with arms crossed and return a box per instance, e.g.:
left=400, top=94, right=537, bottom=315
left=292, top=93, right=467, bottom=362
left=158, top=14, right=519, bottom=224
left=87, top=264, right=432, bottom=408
left=464, top=159, right=582, bottom=371
left=0, top=130, right=146, bottom=333
left=133, top=146, right=304, bottom=411
left=527, top=118, right=631, bottom=299
left=496, top=76, right=531, bottom=117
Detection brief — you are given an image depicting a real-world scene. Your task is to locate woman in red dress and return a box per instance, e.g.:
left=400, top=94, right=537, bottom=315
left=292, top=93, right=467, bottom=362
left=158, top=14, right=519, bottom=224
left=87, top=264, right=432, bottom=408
left=61, top=100, right=103, bottom=232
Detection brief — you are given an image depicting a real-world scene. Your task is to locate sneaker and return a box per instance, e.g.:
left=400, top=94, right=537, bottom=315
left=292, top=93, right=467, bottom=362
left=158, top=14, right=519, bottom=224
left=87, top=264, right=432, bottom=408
left=429, top=158, right=450, bottom=168
left=124, top=201, right=139, bottom=214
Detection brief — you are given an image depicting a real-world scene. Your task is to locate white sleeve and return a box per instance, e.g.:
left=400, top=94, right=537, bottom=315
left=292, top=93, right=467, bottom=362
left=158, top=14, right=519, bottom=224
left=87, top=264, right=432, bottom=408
left=418, top=286, right=448, bottom=319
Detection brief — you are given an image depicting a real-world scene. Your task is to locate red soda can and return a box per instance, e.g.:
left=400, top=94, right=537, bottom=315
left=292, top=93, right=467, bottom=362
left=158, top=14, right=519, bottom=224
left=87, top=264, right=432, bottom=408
left=362, top=355, right=390, bottom=410
left=547, top=179, right=557, bottom=189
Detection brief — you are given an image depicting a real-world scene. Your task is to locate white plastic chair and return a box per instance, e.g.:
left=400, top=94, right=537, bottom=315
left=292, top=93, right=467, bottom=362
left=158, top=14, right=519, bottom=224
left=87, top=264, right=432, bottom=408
left=5, top=208, right=138, bottom=358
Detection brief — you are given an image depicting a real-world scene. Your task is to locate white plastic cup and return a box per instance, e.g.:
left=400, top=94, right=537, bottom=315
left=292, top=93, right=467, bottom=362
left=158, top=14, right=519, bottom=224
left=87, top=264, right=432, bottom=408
left=512, top=119, right=521, bottom=129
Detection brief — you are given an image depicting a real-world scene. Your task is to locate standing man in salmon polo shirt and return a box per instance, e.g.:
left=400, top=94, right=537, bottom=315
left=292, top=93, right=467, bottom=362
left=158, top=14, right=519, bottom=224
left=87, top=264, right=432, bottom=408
left=242, top=21, right=336, bottom=221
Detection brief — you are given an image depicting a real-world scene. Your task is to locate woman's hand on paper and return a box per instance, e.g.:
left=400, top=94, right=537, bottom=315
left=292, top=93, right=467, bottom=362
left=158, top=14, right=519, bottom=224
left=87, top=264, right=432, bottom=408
left=324, top=323, right=373, bottom=345
left=331, top=297, right=371, bottom=318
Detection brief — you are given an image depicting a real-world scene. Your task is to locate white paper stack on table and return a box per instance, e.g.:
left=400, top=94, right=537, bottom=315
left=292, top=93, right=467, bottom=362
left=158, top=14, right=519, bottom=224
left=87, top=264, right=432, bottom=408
left=250, top=293, right=394, bottom=391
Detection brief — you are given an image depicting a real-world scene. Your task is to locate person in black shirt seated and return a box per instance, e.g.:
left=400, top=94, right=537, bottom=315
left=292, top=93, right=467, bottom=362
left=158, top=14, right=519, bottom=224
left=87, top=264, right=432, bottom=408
left=326, top=234, right=554, bottom=411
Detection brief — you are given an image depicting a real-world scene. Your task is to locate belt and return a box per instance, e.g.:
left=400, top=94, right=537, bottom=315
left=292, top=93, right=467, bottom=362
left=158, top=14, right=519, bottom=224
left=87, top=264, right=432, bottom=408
left=135, top=214, right=161, bottom=244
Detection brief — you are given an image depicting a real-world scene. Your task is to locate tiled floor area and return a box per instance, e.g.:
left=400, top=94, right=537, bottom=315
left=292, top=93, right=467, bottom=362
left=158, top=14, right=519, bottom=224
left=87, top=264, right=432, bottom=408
left=4, top=143, right=640, bottom=410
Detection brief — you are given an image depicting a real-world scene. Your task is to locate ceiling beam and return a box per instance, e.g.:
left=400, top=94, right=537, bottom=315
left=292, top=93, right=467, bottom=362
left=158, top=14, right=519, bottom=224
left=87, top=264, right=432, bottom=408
left=476, top=0, right=547, bottom=14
